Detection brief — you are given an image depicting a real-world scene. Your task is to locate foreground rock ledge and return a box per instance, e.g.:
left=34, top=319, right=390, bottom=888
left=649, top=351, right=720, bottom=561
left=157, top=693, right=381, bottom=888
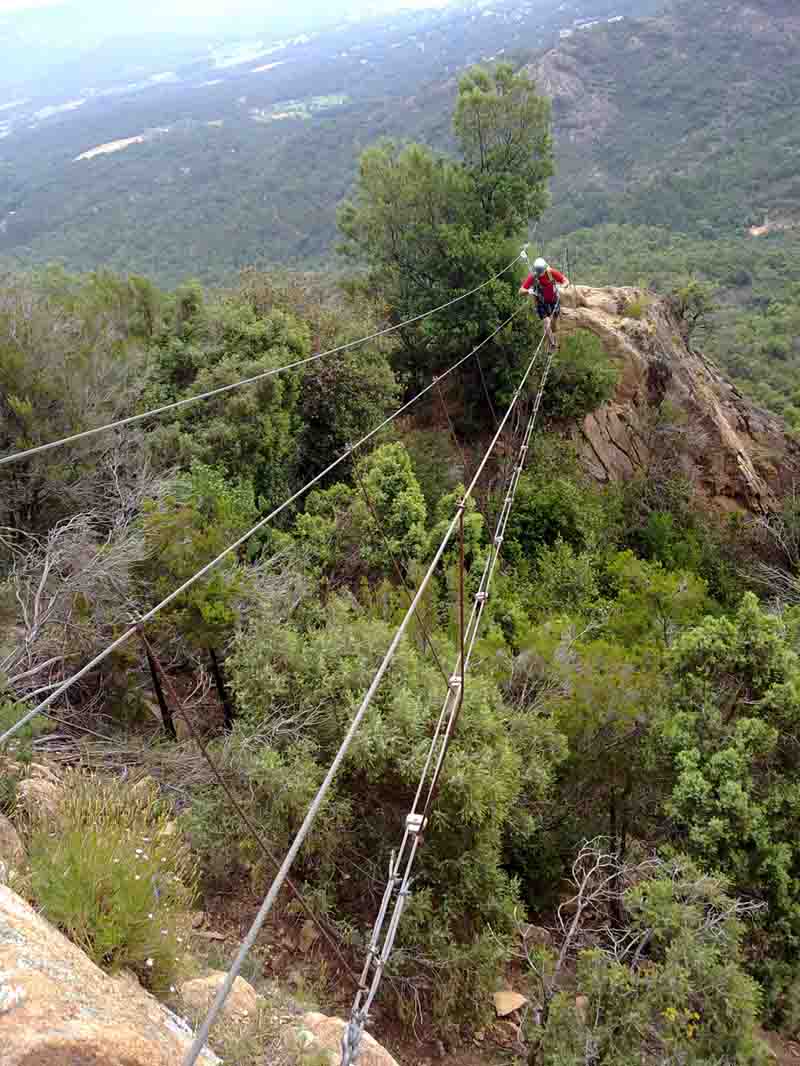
left=294, top=1012, right=400, bottom=1066
left=0, top=885, right=219, bottom=1066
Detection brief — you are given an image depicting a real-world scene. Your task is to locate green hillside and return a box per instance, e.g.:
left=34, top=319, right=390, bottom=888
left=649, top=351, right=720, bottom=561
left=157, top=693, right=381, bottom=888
left=539, top=0, right=800, bottom=237
left=0, top=0, right=659, bottom=286
left=531, top=0, right=800, bottom=426
left=6, top=33, right=800, bottom=1066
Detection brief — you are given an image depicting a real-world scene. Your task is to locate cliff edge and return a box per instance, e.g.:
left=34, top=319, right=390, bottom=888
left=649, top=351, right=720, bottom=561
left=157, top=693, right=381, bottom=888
left=559, top=285, right=799, bottom=514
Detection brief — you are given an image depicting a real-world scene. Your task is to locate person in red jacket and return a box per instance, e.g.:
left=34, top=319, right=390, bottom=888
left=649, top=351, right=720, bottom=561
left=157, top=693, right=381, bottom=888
left=519, top=257, right=570, bottom=347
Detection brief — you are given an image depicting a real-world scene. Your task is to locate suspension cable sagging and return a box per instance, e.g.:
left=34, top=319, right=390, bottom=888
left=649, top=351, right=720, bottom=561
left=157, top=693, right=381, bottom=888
left=0, top=254, right=523, bottom=468
left=0, top=309, right=523, bottom=746
left=180, top=318, right=540, bottom=1066
left=341, top=341, right=555, bottom=1065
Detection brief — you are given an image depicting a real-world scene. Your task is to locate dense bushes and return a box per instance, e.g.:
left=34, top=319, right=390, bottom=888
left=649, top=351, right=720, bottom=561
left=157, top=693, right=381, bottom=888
left=539, top=329, right=619, bottom=423
left=662, top=595, right=800, bottom=955
left=294, top=442, right=428, bottom=579
left=6, top=248, right=800, bottom=1050
left=191, top=596, right=557, bottom=1024
left=531, top=849, right=769, bottom=1066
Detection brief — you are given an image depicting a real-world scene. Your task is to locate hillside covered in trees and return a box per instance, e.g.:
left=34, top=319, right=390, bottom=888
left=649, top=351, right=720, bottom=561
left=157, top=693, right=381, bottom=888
left=3, top=59, right=800, bottom=1065
left=4, top=0, right=800, bottom=441
left=533, top=0, right=800, bottom=428
left=0, top=0, right=650, bottom=285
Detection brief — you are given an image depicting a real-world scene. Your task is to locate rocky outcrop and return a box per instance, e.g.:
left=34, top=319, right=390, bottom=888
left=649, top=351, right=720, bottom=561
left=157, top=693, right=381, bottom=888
left=559, top=286, right=800, bottom=514
left=531, top=49, right=620, bottom=144
left=15, top=762, right=64, bottom=822
left=292, top=1012, right=400, bottom=1066
left=0, top=884, right=219, bottom=1066
left=0, top=813, right=24, bottom=884
left=180, top=971, right=258, bottom=1023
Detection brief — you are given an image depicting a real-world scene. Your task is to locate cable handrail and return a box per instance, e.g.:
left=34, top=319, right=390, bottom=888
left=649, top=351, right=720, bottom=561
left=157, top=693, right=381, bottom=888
left=0, top=253, right=523, bottom=468
left=340, top=340, right=554, bottom=1065
left=0, top=309, right=523, bottom=748
left=180, top=321, right=542, bottom=1066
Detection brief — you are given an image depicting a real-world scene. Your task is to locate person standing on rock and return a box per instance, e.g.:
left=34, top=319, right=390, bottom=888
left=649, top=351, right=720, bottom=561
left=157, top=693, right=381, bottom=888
left=519, top=258, right=570, bottom=349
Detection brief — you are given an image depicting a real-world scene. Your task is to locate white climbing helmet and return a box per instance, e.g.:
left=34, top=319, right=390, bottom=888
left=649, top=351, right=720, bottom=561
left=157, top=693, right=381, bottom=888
left=533, top=257, right=548, bottom=276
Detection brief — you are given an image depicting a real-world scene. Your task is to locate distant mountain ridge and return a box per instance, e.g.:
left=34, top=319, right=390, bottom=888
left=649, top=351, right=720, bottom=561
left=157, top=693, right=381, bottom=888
left=536, top=0, right=800, bottom=239
left=0, top=0, right=653, bottom=285
left=9, top=0, right=798, bottom=284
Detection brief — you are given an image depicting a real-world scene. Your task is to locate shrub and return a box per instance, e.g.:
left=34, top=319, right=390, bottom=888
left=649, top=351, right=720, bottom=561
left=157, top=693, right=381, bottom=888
left=670, top=276, right=717, bottom=341
left=661, top=593, right=800, bottom=993
left=504, top=470, right=604, bottom=565
left=294, top=443, right=428, bottom=580
left=533, top=851, right=768, bottom=1065
left=605, top=549, right=710, bottom=649
left=147, top=299, right=308, bottom=506
left=622, top=292, right=652, bottom=319
left=297, top=344, right=400, bottom=479
left=540, top=329, right=618, bottom=422
left=219, top=597, right=557, bottom=1027
left=136, top=461, right=258, bottom=651
left=400, top=428, right=462, bottom=515
left=25, top=771, right=195, bottom=992
left=529, top=539, right=601, bottom=618
left=355, top=442, right=428, bottom=571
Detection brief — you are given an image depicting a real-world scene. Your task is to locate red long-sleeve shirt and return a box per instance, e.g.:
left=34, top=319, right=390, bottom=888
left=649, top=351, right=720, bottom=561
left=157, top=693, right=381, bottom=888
left=521, top=268, right=567, bottom=303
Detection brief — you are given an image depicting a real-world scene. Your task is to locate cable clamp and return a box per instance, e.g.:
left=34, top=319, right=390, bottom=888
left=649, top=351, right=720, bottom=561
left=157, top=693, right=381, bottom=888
left=494, top=534, right=504, bottom=548
left=475, top=591, right=489, bottom=603
left=343, top=442, right=354, bottom=455
left=405, top=813, right=427, bottom=835
left=520, top=444, right=529, bottom=457
left=449, top=673, right=463, bottom=692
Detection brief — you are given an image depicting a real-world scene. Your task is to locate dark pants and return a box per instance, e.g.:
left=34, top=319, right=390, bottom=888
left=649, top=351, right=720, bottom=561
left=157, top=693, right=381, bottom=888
left=536, top=297, right=560, bottom=321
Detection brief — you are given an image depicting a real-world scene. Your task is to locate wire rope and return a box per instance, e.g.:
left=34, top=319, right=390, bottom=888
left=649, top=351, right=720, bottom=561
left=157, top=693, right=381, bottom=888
left=0, top=254, right=523, bottom=468
left=180, top=319, right=542, bottom=1066
left=0, top=310, right=523, bottom=748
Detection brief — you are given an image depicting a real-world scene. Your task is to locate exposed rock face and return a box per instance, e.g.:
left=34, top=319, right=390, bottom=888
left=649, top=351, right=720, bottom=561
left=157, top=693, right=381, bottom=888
left=0, top=813, right=25, bottom=884
left=293, top=1012, right=400, bottom=1066
left=15, top=778, right=62, bottom=821
left=560, top=286, right=800, bottom=514
left=180, top=972, right=258, bottom=1023
left=15, top=762, right=65, bottom=822
left=0, top=885, right=219, bottom=1066
left=532, top=49, right=620, bottom=144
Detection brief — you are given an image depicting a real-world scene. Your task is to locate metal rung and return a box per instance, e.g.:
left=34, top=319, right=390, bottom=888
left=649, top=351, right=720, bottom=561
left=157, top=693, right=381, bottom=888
left=405, top=813, right=427, bottom=835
